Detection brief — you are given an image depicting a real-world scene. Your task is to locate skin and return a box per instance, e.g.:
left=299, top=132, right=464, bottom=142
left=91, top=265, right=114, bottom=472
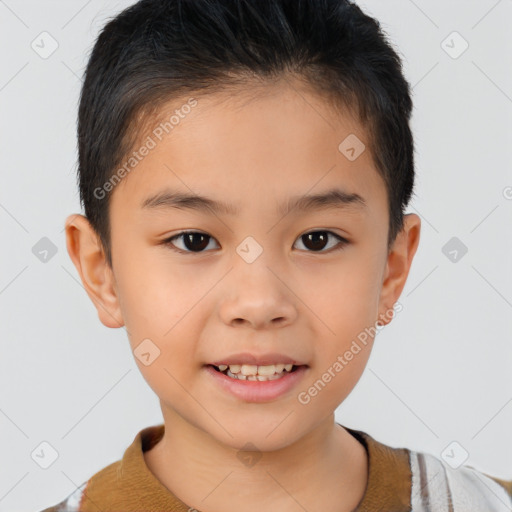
left=65, top=77, right=421, bottom=512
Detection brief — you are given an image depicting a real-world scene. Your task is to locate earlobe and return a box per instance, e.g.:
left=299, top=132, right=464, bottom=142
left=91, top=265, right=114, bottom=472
left=64, top=214, right=124, bottom=328
left=376, top=213, right=421, bottom=326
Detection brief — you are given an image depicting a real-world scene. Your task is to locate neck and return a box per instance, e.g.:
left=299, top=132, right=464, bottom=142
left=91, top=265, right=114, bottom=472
left=144, top=408, right=368, bottom=512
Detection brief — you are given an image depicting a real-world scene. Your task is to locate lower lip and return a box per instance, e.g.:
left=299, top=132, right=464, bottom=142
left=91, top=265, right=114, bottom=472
left=204, top=365, right=309, bottom=403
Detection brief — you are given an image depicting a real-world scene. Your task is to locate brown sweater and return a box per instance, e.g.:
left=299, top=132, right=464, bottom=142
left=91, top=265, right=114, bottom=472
left=39, top=423, right=512, bottom=511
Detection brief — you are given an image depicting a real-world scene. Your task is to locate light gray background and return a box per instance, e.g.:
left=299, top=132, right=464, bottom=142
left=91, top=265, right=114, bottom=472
left=1, top=0, right=511, bottom=510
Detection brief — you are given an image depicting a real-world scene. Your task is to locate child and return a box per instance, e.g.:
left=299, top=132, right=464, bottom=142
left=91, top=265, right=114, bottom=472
left=40, top=0, right=511, bottom=510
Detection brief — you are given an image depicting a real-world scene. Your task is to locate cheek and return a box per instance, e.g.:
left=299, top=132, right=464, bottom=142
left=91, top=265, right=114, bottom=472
left=125, top=315, right=200, bottom=405
left=299, top=345, right=372, bottom=415
left=305, top=260, right=381, bottom=331
left=113, top=249, right=184, bottom=332
left=112, top=254, right=203, bottom=383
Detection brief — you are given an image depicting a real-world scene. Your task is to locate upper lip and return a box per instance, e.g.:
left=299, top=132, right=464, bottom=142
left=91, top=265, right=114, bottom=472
left=209, top=352, right=308, bottom=366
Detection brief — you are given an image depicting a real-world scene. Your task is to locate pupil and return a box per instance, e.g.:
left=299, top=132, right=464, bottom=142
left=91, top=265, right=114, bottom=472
left=303, top=232, right=327, bottom=251
left=184, top=233, right=209, bottom=251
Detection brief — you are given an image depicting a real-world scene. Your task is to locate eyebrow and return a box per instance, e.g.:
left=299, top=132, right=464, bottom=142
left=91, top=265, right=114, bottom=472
left=141, top=187, right=367, bottom=217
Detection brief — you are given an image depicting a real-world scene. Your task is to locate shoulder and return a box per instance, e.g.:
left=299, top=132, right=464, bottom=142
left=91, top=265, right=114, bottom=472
left=37, top=481, right=88, bottom=512
left=36, top=458, right=121, bottom=512
left=346, top=426, right=512, bottom=512
left=36, top=425, right=162, bottom=512
left=408, top=449, right=512, bottom=511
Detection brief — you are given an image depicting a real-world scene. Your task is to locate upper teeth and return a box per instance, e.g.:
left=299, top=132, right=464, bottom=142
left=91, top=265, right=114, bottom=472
left=217, top=363, right=293, bottom=376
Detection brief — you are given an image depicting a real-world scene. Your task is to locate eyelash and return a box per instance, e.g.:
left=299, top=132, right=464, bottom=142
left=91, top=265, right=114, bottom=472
left=161, top=230, right=349, bottom=255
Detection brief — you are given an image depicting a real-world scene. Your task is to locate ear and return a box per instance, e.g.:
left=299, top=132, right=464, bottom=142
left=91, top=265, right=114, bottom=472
left=64, top=214, right=124, bottom=328
left=377, top=213, right=421, bottom=326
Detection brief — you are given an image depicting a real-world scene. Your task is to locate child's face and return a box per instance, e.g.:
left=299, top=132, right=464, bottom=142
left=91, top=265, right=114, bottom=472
left=67, top=80, right=420, bottom=450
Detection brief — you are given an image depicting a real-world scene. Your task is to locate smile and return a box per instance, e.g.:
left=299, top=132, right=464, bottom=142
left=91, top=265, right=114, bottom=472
left=213, top=363, right=298, bottom=381
left=205, top=364, right=308, bottom=402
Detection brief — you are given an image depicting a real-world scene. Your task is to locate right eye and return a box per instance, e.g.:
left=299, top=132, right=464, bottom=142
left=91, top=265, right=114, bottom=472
left=161, top=231, right=220, bottom=254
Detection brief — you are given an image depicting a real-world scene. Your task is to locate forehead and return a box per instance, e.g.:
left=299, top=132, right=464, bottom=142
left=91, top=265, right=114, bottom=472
left=110, top=80, right=385, bottom=219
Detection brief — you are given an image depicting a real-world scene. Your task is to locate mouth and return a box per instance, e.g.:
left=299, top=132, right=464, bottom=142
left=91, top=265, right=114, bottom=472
left=204, top=363, right=309, bottom=402
left=206, top=363, right=306, bottom=382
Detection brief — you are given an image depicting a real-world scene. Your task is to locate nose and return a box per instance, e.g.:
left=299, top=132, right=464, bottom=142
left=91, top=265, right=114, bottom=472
left=218, top=259, right=298, bottom=330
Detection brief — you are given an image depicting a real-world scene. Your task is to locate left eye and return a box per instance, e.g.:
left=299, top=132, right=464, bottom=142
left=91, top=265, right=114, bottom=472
left=162, top=230, right=349, bottom=254
left=294, top=231, right=349, bottom=252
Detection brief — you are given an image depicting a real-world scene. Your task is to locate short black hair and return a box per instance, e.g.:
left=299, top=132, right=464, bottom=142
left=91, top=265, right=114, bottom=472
left=77, top=0, right=416, bottom=268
